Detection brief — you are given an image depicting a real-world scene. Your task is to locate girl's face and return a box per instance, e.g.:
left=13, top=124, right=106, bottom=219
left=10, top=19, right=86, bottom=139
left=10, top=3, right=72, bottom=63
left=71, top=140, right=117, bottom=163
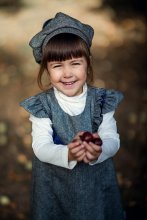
left=47, top=56, right=88, bottom=97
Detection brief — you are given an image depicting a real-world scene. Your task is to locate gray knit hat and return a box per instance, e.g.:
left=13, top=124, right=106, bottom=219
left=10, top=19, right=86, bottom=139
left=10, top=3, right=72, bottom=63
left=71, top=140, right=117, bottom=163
left=29, top=12, right=94, bottom=63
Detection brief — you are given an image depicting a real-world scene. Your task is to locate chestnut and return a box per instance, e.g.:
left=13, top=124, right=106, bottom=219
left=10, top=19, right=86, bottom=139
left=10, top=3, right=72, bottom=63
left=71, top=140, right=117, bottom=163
left=80, top=131, right=93, bottom=143
left=80, top=131, right=103, bottom=146
left=93, top=137, right=103, bottom=146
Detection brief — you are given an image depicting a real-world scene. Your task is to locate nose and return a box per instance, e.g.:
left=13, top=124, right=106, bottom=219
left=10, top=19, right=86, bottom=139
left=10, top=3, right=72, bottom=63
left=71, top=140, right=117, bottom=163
left=63, top=65, right=73, bottom=78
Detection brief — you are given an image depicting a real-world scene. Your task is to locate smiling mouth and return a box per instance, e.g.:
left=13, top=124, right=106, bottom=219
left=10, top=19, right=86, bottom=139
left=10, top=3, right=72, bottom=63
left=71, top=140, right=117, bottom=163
left=62, top=81, right=77, bottom=85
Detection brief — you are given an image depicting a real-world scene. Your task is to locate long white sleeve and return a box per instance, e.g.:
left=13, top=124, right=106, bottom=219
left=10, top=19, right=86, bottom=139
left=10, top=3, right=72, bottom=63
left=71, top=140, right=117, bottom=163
left=29, top=115, right=77, bottom=169
left=89, top=111, right=120, bottom=165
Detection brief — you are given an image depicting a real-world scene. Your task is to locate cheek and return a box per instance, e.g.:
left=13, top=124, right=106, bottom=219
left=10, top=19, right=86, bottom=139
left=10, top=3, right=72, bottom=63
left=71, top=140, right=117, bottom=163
left=80, top=67, right=88, bottom=80
left=49, top=72, right=60, bottom=83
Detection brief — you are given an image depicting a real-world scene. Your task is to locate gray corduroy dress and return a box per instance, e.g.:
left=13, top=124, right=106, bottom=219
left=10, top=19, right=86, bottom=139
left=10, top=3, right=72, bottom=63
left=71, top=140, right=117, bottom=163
left=20, top=86, right=124, bottom=220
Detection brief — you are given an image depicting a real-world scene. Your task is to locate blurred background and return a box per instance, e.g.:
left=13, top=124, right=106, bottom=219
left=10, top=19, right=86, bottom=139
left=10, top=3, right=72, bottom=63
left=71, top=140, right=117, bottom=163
left=0, top=0, right=147, bottom=219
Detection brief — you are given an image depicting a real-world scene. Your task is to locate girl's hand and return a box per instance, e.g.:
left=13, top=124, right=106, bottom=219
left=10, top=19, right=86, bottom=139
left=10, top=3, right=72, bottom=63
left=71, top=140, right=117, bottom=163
left=68, top=131, right=86, bottom=162
left=83, top=133, right=102, bottom=163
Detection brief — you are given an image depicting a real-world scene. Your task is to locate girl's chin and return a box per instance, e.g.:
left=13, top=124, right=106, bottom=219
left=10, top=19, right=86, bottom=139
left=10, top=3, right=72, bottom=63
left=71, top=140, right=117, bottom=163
left=62, top=89, right=83, bottom=97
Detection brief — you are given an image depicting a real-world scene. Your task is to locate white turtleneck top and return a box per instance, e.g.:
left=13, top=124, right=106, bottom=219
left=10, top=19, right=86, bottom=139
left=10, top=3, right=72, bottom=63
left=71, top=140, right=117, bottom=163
left=29, top=84, right=120, bottom=169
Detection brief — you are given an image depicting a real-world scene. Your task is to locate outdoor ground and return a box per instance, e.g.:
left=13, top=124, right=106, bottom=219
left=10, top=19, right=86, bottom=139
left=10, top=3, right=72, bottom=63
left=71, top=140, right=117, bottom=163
left=0, top=0, right=147, bottom=219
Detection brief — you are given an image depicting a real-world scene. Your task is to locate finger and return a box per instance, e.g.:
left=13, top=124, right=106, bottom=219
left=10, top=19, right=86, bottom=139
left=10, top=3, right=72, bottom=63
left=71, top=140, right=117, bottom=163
left=84, top=141, right=102, bottom=154
left=77, top=152, right=86, bottom=162
left=82, top=142, right=97, bottom=155
left=92, top=133, right=100, bottom=138
left=85, top=151, right=95, bottom=160
left=82, top=141, right=95, bottom=153
left=68, top=140, right=82, bottom=149
left=90, top=142, right=102, bottom=153
left=83, top=156, right=90, bottom=163
left=70, top=144, right=84, bottom=154
left=77, top=130, right=85, bottom=136
left=74, top=131, right=85, bottom=140
left=76, top=149, right=85, bottom=157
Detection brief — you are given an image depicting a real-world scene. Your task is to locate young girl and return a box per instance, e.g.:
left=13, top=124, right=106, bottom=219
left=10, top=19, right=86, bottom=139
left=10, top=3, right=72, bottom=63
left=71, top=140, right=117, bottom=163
left=20, top=12, right=125, bottom=220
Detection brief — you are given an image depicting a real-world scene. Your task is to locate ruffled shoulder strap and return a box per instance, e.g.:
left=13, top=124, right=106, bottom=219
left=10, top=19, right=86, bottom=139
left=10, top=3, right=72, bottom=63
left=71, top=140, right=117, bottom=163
left=20, top=91, right=51, bottom=118
left=90, top=87, right=124, bottom=132
left=101, top=89, right=123, bottom=114
left=91, top=87, right=124, bottom=114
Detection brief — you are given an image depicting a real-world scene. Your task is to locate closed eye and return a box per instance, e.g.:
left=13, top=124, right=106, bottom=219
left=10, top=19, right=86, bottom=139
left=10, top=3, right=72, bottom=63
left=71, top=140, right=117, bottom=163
left=53, top=64, right=62, bottom=68
left=72, top=62, right=81, bottom=65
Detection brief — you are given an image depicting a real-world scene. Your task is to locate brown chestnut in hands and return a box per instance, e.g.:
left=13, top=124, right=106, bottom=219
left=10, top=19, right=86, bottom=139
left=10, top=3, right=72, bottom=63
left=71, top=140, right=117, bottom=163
left=80, top=131, right=103, bottom=146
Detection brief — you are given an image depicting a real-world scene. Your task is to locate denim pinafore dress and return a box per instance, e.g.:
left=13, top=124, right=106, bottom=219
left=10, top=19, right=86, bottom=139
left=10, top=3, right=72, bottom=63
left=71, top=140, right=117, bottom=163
left=20, top=86, right=124, bottom=220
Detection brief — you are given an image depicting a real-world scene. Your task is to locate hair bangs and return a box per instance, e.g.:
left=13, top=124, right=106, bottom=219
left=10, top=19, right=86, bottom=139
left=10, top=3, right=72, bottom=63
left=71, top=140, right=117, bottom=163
left=43, top=33, right=90, bottom=62
left=46, top=46, right=85, bottom=62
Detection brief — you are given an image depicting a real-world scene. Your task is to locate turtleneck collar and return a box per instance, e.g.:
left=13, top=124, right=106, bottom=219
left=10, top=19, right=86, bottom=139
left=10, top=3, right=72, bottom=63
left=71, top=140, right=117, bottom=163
left=53, top=83, right=87, bottom=116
